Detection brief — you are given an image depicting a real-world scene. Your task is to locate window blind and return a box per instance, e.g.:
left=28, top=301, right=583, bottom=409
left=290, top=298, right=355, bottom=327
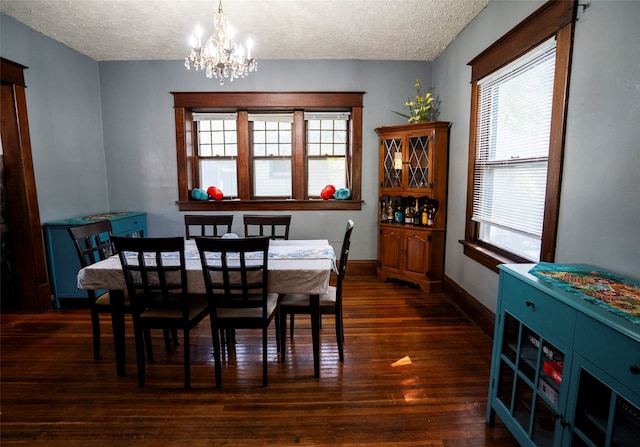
left=303, top=112, right=350, bottom=121
left=472, top=37, right=556, bottom=240
left=248, top=113, right=294, bottom=123
left=192, top=112, right=238, bottom=121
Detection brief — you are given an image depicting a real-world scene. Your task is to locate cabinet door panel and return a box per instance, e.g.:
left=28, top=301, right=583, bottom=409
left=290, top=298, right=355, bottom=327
left=531, top=395, right=557, bottom=447
left=380, top=138, right=404, bottom=190
left=574, top=314, right=640, bottom=395
left=405, top=232, right=430, bottom=275
left=407, top=135, right=431, bottom=191
left=379, top=228, right=402, bottom=271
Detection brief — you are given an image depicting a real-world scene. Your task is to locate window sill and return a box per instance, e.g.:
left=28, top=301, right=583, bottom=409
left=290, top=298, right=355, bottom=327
left=177, top=199, right=363, bottom=211
left=459, top=240, right=527, bottom=273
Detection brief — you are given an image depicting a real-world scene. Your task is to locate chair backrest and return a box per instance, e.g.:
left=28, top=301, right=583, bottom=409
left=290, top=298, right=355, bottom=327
left=195, top=236, right=270, bottom=317
left=243, top=214, right=291, bottom=240
left=111, top=236, right=188, bottom=315
left=68, top=220, right=115, bottom=268
left=184, top=214, right=234, bottom=239
left=336, top=219, right=355, bottom=288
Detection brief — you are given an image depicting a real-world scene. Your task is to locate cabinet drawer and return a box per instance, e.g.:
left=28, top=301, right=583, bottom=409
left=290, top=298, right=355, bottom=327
left=501, top=273, right=576, bottom=345
left=574, top=313, right=640, bottom=393
left=111, top=215, right=146, bottom=236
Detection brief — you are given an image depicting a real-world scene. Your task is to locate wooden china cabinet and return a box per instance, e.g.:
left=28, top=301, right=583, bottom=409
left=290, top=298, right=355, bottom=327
left=375, top=121, right=450, bottom=293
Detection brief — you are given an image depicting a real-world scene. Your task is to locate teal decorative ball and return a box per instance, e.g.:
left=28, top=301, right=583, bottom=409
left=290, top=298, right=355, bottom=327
left=191, top=189, right=209, bottom=200
left=334, top=188, right=351, bottom=200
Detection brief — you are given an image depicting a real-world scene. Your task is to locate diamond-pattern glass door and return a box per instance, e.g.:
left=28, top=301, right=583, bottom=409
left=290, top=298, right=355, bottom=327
left=382, top=138, right=403, bottom=188
left=408, top=135, right=430, bottom=189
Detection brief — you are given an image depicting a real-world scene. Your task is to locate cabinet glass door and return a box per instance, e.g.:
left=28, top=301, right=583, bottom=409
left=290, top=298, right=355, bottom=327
left=407, top=135, right=430, bottom=189
left=382, top=138, right=403, bottom=188
left=572, top=368, right=640, bottom=447
left=496, top=313, right=565, bottom=446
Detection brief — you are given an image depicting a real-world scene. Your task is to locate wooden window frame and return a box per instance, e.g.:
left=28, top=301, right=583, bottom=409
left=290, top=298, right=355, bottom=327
left=461, top=0, right=577, bottom=272
left=172, top=92, right=364, bottom=211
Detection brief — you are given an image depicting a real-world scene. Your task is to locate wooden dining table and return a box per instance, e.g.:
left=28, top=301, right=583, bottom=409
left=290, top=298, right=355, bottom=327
left=76, top=238, right=336, bottom=379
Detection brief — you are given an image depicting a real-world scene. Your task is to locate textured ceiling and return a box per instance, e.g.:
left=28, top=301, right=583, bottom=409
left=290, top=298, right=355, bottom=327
left=0, top=0, right=490, bottom=62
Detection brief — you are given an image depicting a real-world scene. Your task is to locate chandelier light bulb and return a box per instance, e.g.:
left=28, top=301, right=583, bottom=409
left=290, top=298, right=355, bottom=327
left=246, top=37, right=254, bottom=59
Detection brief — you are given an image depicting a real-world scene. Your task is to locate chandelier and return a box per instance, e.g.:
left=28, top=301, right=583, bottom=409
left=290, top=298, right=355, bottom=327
left=184, top=0, right=257, bottom=84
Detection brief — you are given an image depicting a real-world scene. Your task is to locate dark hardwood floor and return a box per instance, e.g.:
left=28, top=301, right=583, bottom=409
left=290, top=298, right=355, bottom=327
left=1, top=277, right=517, bottom=446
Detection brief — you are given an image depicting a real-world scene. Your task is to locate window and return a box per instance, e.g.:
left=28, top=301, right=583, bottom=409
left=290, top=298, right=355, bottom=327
left=195, top=113, right=238, bottom=197
left=173, top=92, right=363, bottom=211
left=474, top=38, right=556, bottom=261
left=306, top=112, right=349, bottom=195
left=462, top=0, right=577, bottom=271
left=250, top=114, right=293, bottom=198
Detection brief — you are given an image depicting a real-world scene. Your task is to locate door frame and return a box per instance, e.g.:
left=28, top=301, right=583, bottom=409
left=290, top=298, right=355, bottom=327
left=1, top=57, right=51, bottom=313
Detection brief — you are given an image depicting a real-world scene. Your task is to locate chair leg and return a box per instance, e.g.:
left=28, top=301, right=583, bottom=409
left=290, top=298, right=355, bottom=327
left=225, top=330, right=233, bottom=358
left=289, top=313, right=294, bottom=339
left=275, top=311, right=281, bottom=353
left=228, top=329, right=236, bottom=345
left=133, top=324, right=146, bottom=388
left=220, top=328, right=234, bottom=347
left=163, top=330, right=172, bottom=353
left=210, top=321, right=222, bottom=388
left=335, top=312, right=344, bottom=362
left=90, top=306, right=101, bottom=360
left=262, top=326, right=268, bottom=387
left=183, top=329, right=190, bottom=389
left=171, top=328, right=179, bottom=346
left=219, top=328, right=227, bottom=346
left=144, top=328, right=154, bottom=363
left=279, top=311, right=287, bottom=362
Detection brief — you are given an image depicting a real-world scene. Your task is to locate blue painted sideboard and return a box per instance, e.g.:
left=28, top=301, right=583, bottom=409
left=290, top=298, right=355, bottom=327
left=487, top=263, right=640, bottom=447
left=42, top=212, right=146, bottom=308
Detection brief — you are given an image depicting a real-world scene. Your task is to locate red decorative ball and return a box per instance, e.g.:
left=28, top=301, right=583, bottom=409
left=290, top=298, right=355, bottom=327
left=320, top=184, right=336, bottom=200
left=207, top=186, right=224, bottom=201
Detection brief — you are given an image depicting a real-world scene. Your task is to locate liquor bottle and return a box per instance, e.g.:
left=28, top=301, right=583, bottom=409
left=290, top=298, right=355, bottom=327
left=413, top=201, right=420, bottom=225
left=394, top=201, right=403, bottom=224
left=405, top=206, right=412, bottom=224
left=381, top=199, right=388, bottom=222
left=421, top=204, right=428, bottom=226
left=387, top=201, right=394, bottom=224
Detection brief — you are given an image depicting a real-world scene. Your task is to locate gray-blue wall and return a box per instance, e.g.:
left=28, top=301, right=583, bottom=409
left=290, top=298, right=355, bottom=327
left=0, top=13, right=109, bottom=220
left=98, top=59, right=430, bottom=253
left=1, top=11, right=430, bottom=257
left=2, top=0, right=639, bottom=313
left=433, top=0, right=640, bottom=311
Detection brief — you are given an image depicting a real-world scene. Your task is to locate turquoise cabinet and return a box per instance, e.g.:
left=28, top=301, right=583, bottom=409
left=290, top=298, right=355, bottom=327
left=487, top=263, right=640, bottom=447
left=42, top=212, right=146, bottom=308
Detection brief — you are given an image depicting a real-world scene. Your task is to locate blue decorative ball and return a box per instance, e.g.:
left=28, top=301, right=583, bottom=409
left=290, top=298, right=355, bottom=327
left=334, top=188, right=351, bottom=200
left=191, top=189, right=209, bottom=200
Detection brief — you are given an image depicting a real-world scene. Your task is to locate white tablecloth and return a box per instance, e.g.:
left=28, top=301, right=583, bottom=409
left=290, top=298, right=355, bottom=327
left=77, top=239, right=335, bottom=296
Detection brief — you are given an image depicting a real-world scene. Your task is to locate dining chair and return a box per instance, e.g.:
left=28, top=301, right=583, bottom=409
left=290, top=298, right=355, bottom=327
left=70, top=221, right=176, bottom=362
left=112, top=236, right=209, bottom=388
left=279, top=219, right=354, bottom=362
left=243, top=214, right=291, bottom=240
left=68, top=220, right=124, bottom=360
left=195, top=236, right=279, bottom=387
left=184, top=214, right=234, bottom=239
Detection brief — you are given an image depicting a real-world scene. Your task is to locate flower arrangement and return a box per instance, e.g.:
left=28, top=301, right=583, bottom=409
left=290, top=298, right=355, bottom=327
left=393, top=78, right=435, bottom=124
